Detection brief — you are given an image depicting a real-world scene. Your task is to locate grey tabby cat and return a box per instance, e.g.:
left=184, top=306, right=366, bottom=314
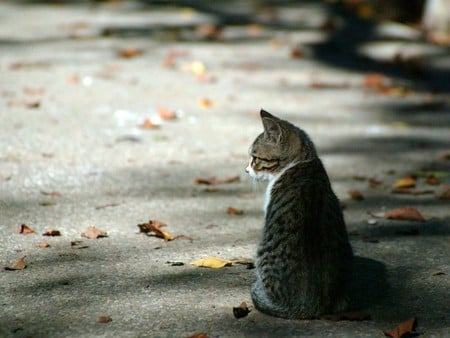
left=246, top=109, right=353, bottom=319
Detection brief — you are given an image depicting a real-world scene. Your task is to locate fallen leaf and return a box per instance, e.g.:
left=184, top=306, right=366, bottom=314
left=383, top=316, right=417, bottom=338
left=227, top=207, right=243, bottom=215
left=348, top=190, right=364, bottom=201
left=393, top=177, right=416, bottom=189
left=432, top=271, right=446, bottom=276
left=195, top=23, right=222, bottom=40
left=19, top=224, right=36, bottom=234
left=310, top=80, right=349, bottom=89
left=40, top=201, right=56, bottom=207
left=384, top=208, right=425, bottom=222
left=23, top=87, right=44, bottom=95
left=43, top=230, right=61, bottom=236
left=71, top=240, right=89, bottom=249
left=37, top=242, right=50, bottom=248
left=81, top=226, right=108, bottom=239
left=188, top=333, right=208, bottom=338
left=233, top=302, right=251, bottom=319
left=190, top=257, right=232, bottom=269
left=157, top=107, right=177, bottom=120
left=246, top=23, right=263, bottom=36
left=198, top=97, right=213, bottom=109
left=425, top=175, right=440, bottom=185
left=290, top=47, right=304, bottom=59
left=97, top=316, right=112, bottom=323
left=137, top=220, right=174, bottom=241
left=140, top=118, right=159, bottom=129
left=5, top=256, right=27, bottom=271
left=203, top=188, right=219, bottom=193
left=8, top=100, right=40, bottom=109
left=94, top=202, right=121, bottom=210
left=438, top=150, right=450, bottom=161
left=368, top=178, right=383, bottom=188
left=323, top=310, right=371, bottom=321
left=363, top=73, right=387, bottom=89
left=195, top=176, right=240, bottom=185
left=40, top=190, right=61, bottom=197
left=117, top=47, right=142, bottom=58
left=230, top=257, right=255, bottom=269
left=435, top=184, right=450, bottom=200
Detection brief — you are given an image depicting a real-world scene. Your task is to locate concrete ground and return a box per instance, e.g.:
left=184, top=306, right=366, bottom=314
left=0, top=1, right=449, bottom=337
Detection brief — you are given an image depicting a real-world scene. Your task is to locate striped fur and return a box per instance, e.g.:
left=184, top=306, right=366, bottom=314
left=248, top=110, right=353, bottom=319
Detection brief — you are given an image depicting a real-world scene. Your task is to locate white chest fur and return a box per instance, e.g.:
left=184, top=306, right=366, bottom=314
left=264, top=162, right=297, bottom=215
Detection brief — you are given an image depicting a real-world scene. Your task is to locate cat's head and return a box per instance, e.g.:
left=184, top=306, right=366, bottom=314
left=246, top=109, right=316, bottom=181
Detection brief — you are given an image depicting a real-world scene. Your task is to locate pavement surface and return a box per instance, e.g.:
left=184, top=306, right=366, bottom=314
left=0, top=1, right=449, bottom=337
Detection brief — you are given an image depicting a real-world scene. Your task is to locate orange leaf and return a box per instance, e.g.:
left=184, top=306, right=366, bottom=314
left=363, top=73, right=387, bottom=89
left=140, top=118, right=159, bottom=129
left=137, top=220, right=174, bottom=241
left=384, top=208, right=425, bottom=222
left=198, top=97, right=213, bottom=109
left=43, top=230, right=61, bottom=236
left=117, top=47, right=143, bottom=59
left=348, top=190, right=364, bottom=201
left=290, top=47, right=304, bottom=59
left=157, top=107, right=177, bottom=120
left=19, top=224, right=36, bottom=234
left=188, top=333, right=208, bottom=338
left=383, top=316, right=417, bottom=338
left=227, top=207, right=243, bottom=215
left=393, top=177, right=416, bottom=189
left=5, top=256, right=27, bottom=271
left=81, top=226, right=108, bottom=239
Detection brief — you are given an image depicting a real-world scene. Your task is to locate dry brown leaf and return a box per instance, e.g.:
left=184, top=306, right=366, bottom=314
left=140, top=118, right=159, bottom=129
left=322, top=310, right=371, bottom=321
left=195, top=23, right=222, bottom=40
left=188, top=333, right=208, bottom=338
left=19, top=224, right=36, bottom=234
left=81, top=226, right=108, bottom=239
left=384, top=208, right=425, bottom=222
left=5, top=256, right=27, bottom=271
left=157, top=107, right=177, bottom=120
left=227, top=207, right=243, bottom=215
left=137, top=220, right=174, bottom=241
left=40, top=190, right=61, bottom=197
left=97, top=316, right=112, bottom=323
left=363, top=73, right=388, bottom=89
left=368, top=178, right=383, bottom=188
left=348, top=190, right=364, bottom=201
left=393, top=177, right=416, bottom=189
left=383, top=316, right=417, bottom=338
left=436, top=184, right=450, bottom=200
left=43, top=230, right=61, bottom=236
left=8, top=100, right=41, bottom=109
left=117, top=47, right=143, bottom=58
left=190, top=257, right=232, bottom=269
left=195, top=176, right=240, bottom=185
left=37, top=242, right=50, bottom=248
left=198, top=97, right=213, bottom=109
left=290, top=47, right=304, bottom=59
left=425, top=175, right=440, bottom=185
left=233, top=302, right=251, bottom=319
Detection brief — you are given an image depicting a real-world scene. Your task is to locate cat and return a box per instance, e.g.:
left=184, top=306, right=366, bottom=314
left=246, top=109, right=353, bottom=319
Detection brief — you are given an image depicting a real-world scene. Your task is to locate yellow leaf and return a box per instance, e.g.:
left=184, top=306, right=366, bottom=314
left=190, top=257, right=232, bottom=269
left=393, top=177, right=416, bottom=189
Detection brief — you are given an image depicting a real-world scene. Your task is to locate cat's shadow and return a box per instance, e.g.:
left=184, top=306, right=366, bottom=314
left=349, top=256, right=389, bottom=310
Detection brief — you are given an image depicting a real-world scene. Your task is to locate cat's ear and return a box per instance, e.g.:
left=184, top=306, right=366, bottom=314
left=261, top=113, right=283, bottom=143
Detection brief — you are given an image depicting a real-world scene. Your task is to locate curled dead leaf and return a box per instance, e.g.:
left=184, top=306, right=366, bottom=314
left=195, top=176, right=240, bottom=185
left=117, top=47, right=142, bottom=58
left=19, top=224, right=36, bottom=234
left=393, top=177, right=416, bottom=189
left=227, top=207, right=243, bottom=215
left=140, top=118, right=159, bottom=129
left=43, top=230, right=61, bottom=236
left=233, top=302, right=251, bottom=319
left=198, top=97, right=213, bottom=109
left=384, top=208, right=425, bottom=222
left=188, top=333, right=208, bottom=338
left=137, top=220, right=174, bottom=241
left=348, top=190, right=364, bottom=201
left=97, top=316, right=112, bottom=323
left=290, top=47, right=304, bottom=59
left=81, top=226, right=108, bottom=239
left=190, top=257, right=232, bottom=269
left=383, top=316, right=417, bottom=338
left=5, top=256, right=27, bottom=271
left=157, top=107, right=177, bottom=120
